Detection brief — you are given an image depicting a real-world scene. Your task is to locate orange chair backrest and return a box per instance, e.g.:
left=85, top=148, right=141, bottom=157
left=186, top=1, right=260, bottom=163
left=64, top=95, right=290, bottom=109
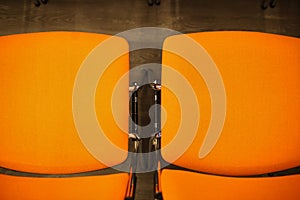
left=161, top=31, right=300, bottom=176
left=0, top=32, right=129, bottom=174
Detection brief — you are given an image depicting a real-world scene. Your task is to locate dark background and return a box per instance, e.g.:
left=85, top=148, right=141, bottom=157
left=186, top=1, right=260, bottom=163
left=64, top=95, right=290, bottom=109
left=1, top=0, right=299, bottom=199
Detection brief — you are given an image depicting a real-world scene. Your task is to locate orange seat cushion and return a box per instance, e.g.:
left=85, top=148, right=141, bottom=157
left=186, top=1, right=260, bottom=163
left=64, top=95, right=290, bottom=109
left=0, top=32, right=129, bottom=173
left=0, top=173, right=129, bottom=200
left=161, top=169, right=300, bottom=200
left=161, top=31, right=300, bottom=175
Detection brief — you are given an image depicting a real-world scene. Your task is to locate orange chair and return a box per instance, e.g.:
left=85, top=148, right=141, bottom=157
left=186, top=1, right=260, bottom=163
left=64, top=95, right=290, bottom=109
left=0, top=32, right=133, bottom=200
left=160, top=31, right=300, bottom=200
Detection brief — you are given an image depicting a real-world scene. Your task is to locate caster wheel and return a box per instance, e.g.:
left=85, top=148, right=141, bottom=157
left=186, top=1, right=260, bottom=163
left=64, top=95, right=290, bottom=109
left=148, top=0, right=154, bottom=6
left=34, top=0, right=41, bottom=7
left=41, top=0, right=48, bottom=4
left=261, top=0, right=268, bottom=9
left=270, top=0, right=277, bottom=8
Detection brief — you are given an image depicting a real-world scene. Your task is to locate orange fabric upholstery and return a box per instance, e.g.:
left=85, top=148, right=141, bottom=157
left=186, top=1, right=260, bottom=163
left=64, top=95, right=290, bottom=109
left=161, top=31, right=300, bottom=175
left=0, top=32, right=129, bottom=174
left=0, top=173, right=129, bottom=200
left=161, top=169, right=300, bottom=200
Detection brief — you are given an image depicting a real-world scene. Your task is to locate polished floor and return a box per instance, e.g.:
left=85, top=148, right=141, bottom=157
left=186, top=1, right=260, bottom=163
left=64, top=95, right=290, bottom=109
left=1, top=0, right=300, bottom=199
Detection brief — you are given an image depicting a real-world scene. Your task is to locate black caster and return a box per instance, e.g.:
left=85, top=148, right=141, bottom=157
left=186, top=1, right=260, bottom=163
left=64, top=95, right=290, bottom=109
left=270, top=0, right=277, bottom=8
left=261, top=0, right=277, bottom=10
left=34, top=0, right=41, bottom=7
left=148, top=0, right=154, bottom=6
left=34, top=0, right=48, bottom=7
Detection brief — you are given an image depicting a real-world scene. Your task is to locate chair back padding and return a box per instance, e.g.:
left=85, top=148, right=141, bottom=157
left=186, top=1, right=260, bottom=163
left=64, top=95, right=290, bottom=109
left=0, top=173, right=129, bottom=200
left=161, top=31, right=300, bottom=175
left=161, top=170, right=300, bottom=200
left=0, top=32, right=129, bottom=174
